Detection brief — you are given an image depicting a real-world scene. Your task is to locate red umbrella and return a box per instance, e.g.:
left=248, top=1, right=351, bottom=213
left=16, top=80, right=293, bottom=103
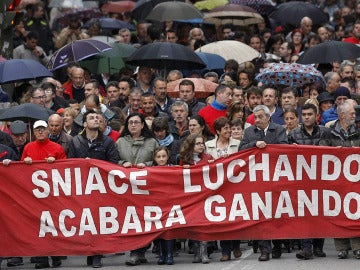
left=167, top=78, right=218, bottom=98
left=101, top=1, right=136, bottom=14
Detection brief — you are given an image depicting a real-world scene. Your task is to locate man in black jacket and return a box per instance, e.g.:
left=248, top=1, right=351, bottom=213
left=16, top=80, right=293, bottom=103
left=288, top=103, right=329, bottom=259
left=67, top=110, right=119, bottom=268
left=239, top=105, right=288, bottom=262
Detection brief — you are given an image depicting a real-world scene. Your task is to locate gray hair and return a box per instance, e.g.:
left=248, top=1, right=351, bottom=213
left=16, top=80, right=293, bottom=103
left=171, top=99, right=189, bottom=112
left=253, top=105, right=271, bottom=117
left=324, top=72, right=338, bottom=83
left=340, top=60, right=354, bottom=73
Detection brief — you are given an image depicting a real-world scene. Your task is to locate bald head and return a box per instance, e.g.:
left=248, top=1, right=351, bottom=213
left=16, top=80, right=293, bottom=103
left=300, top=17, right=313, bottom=35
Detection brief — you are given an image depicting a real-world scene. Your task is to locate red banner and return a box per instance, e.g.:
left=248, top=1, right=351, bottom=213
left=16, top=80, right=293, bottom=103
left=1, top=145, right=360, bottom=256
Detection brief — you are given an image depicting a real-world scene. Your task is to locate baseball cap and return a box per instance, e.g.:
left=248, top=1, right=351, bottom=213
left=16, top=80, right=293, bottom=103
left=33, top=120, right=48, bottom=129
left=10, top=120, right=27, bottom=135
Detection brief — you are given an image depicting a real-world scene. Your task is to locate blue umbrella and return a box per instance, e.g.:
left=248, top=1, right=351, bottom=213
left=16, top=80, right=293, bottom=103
left=195, top=52, right=226, bottom=70
left=0, top=59, right=53, bottom=84
left=47, top=39, right=112, bottom=71
left=83, top=18, right=135, bottom=31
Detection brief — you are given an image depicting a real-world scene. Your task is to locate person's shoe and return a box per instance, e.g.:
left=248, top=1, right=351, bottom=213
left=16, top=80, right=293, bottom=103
left=92, top=256, right=102, bottom=268
left=52, top=260, right=62, bottom=268
left=165, top=255, right=174, bottom=265
left=152, top=243, right=160, bottom=254
left=354, top=249, right=360, bottom=259
left=258, top=252, right=270, bottom=261
left=313, top=247, right=326, bottom=257
left=34, top=262, right=50, bottom=269
left=296, top=250, right=313, bottom=260
left=337, top=250, right=348, bottom=259
left=233, top=248, right=242, bottom=258
left=138, top=256, right=147, bottom=264
left=220, top=254, right=231, bottom=261
left=7, top=257, right=24, bottom=267
left=31, top=257, right=41, bottom=263
left=86, top=256, right=93, bottom=266
left=126, top=255, right=147, bottom=266
left=272, top=249, right=282, bottom=259
left=157, top=256, right=165, bottom=265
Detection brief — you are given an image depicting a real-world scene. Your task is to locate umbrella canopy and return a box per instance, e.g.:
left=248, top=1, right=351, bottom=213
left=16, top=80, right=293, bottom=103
left=269, top=2, right=328, bottom=27
left=49, top=0, right=83, bottom=8
left=297, top=41, right=360, bottom=64
left=229, top=0, right=275, bottom=15
left=52, top=8, right=102, bottom=32
left=255, top=62, right=326, bottom=89
left=194, top=0, right=228, bottom=11
left=195, top=52, right=226, bottom=70
left=0, top=59, right=53, bottom=84
left=47, top=39, right=112, bottom=71
left=126, top=42, right=206, bottom=71
left=101, top=1, right=136, bottom=14
left=0, top=103, right=53, bottom=122
left=203, top=4, right=263, bottom=26
left=90, top=36, right=117, bottom=43
left=167, top=78, right=218, bottom=98
left=83, top=18, right=135, bottom=31
left=146, top=2, right=203, bottom=22
left=195, top=40, right=259, bottom=64
left=132, top=0, right=185, bottom=21
left=80, top=42, right=137, bottom=74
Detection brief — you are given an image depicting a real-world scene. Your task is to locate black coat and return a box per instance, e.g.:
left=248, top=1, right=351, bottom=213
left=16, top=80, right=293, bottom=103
left=68, top=133, right=120, bottom=164
left=239, top=122, right=288, bottom=150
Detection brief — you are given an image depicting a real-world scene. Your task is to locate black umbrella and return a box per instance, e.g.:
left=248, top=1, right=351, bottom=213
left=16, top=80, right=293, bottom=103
left=126, top=42, right=206, bottom=72
left=0, top=59, right=53, bottom=84
left=0, top=103, right=53, bottom=122
left=132, top=0, right=185, bottom=21
left=297, top=41, right=360, bottom=64
left=269, top=2, right=328, bottom=27
left=146, top=2, right=203, bottom=22
left=83, top=18, right=135, bottom=31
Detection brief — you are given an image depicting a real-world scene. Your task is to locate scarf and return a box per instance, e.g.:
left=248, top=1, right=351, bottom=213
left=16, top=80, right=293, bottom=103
left=211, top=99, right=227, bottom=110
left=157, top=134, right=174, bottom=147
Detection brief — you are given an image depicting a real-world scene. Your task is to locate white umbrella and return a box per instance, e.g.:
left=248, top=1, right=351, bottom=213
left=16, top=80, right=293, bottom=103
left=195, top=40, right=259, bottom=64
left=49, top=0, right=83, bottom=8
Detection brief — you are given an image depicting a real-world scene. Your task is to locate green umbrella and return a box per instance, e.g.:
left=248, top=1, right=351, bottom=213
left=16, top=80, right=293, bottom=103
left=194, top=0, right=228, bottom=11
left=80, top=42, right=137, bottom=74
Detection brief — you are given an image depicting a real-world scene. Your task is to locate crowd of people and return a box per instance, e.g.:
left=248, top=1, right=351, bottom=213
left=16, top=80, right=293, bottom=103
left=1, top=0, right=360, bottom=268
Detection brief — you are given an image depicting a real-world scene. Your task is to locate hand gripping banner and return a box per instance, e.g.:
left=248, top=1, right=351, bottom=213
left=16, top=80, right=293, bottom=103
left=1, top=144, right=360, bottom=256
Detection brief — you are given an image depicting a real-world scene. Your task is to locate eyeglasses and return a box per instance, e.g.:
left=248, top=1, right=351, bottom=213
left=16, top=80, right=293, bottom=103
left=44, top=89, right=53, bottom=93
left=128, top=120, right=141, bottom=125
left=195, top=142, right=205, bottom=146
left=32, top=95, right=46, bottom=99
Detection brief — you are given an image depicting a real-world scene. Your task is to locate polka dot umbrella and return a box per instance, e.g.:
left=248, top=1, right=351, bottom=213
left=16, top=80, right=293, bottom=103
left=255, top=62, right=326, bottom=89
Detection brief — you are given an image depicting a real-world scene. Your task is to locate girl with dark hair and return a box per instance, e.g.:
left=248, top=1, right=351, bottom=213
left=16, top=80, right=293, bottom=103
left=152, top=146, right=175, bottom=265
left=179, top=133, right=213, bottom=264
